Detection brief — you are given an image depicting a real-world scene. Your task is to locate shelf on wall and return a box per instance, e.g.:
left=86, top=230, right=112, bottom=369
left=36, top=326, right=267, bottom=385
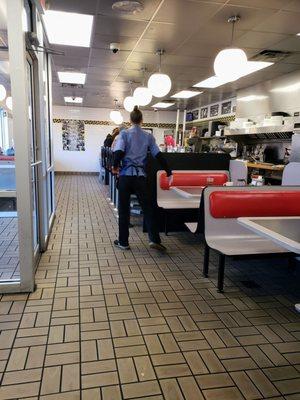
left=225, top=125, right=294, bottom=141
left=186, top=114, right=235, bottom=126
left=201, top=136, right=227, bottom=140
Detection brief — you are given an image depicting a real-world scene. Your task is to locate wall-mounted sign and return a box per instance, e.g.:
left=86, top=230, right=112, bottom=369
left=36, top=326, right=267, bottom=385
left=210, top=104, right=219, bottom=117
left=200, top=107, right=208, bottom=119
left=186, top=112, right=193, bottom=122
left=192, top=109, right=199, bottom=120
left=62, top=119, right=85, bottom=151
left=221, top=101, right=232, bottom=115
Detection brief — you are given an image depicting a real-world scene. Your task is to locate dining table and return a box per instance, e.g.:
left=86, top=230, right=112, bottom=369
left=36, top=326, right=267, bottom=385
left=238, top=216, right=300, bottom=313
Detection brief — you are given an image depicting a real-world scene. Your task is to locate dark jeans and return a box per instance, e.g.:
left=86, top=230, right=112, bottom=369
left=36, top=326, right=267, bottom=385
left=118, top=176, right=161, bottom=246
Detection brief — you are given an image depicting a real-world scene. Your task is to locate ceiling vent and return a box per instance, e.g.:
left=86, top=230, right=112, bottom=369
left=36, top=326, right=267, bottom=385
left=251, top=49, right=291, bottom=63
left=112, top=1, right=144, bottom=14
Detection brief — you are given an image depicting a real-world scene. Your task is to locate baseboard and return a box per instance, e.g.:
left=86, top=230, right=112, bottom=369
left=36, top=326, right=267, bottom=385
left=55, top=171, right=99, bottom=176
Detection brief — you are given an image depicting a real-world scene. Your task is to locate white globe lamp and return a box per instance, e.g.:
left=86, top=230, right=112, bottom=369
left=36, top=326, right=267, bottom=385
left=110, top=110, right=123, bottom=124
left=114, top=113, right=124, bottom=125
left=148, top=73, right=172, bottom=97
left=133, top=87, right=152, bottom=106
left=214, top=48, right=248, bottom=82
left=0, top=85, right=6, bottom=101
left=6, top=96, right=13, bottom=110
left=123, top=96, right=135, bottom=112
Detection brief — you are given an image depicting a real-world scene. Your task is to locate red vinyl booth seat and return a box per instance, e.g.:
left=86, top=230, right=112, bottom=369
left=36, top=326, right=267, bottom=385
left=160, top=172, right=228, bottom=190
left=210, top=191, right=300, bottom=218
left=0, top=156, right=15, bottom=161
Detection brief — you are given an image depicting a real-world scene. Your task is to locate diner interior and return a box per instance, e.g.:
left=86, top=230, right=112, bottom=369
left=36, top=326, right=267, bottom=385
left=0, top=0, right=300, bottom=399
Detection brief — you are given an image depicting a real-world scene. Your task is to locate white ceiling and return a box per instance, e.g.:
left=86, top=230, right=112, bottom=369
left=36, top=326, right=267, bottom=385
left=48, top=0, right=300, bottom=111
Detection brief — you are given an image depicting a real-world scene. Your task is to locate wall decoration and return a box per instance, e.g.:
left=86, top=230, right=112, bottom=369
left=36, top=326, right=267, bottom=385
left=186, top=112, right=193, bottom=122
left=200, top=107, right=208, bottom=119
left=222, top=101, right=232, bottom=115
left=192, top=109, right=199, bottom=120
left=62, top=119, right=85, bottom=151
left=210, top=104, right=219, bottom=117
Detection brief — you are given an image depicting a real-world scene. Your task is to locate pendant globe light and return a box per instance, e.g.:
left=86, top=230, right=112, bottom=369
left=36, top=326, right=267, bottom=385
left=214, top=16, right=248, bottom=82
left=148, top=49, right=172, bottom=98
left=110, top=99, right=124, bottom=124
left=133, top=68, right=152, bottom=107
left=123, top=81, right=135, bottom=112
left=0, top=84, right=6, bottom=101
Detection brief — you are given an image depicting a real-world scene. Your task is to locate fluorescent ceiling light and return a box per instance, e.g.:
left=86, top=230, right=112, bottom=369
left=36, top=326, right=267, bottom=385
left=43, top=11, right=94, bottom=47
left=171, top=90, right=202, bottom=99
left=193, top=76, right=230, bottom=88
left=271, top=82, right=300, bottom=93
left=64, top=97, right=83, bottom=104
left=193, top=61, right=273, bottom=90
left=297, top=33, right=300, bottom=36
left=237, top=95, right=268, bottom=102
left=58, top=72, right=86, bottom=85
left=152, top=102, right=175, bottom=108
left=239, top=61, right=273, bottom=77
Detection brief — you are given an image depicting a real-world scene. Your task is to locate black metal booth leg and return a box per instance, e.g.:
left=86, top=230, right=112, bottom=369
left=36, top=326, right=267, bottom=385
left=218, top=253, right=225, bottom=293
left=203, top=244, right=210, bottom=277
left=288, top=255, right=297, bottom=272
left=164, top=211, right=168, bottom=236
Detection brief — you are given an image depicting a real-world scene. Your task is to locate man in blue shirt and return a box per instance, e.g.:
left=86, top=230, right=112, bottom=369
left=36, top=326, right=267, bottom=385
left=113, top=106, right=173, bottom=251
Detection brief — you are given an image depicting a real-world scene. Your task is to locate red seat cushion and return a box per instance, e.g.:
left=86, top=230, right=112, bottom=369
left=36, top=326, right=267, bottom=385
left=0, top=156, right=15, bottom=161
left=210, top=191, right=300, bottom=218
left=160, top=172, right=228, bottom=190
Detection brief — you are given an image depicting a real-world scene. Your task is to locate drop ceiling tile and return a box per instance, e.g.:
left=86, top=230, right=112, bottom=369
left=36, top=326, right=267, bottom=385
left=134, top=37, right=181, bottom=54
left=282, top=53, right=300, bottom=65
left=282, top=0, right=300, bottom=12
left=270, top=36, right=300, bottom=52
left=92, top=34, right=137, bottom=52
left=49, top=0, right=98, bottom=14
left=211, top=5, right=278, bottom=31
left=227, top=0, right=289, bottom=10
left=153, top=0, right=222, bottom=25
left=126, top=51, right=158, bottom=66
left=253, top=10, right=300, bottom=34
left=234, top=31, right=288, bottom=49
left=95, top=15, right=147, bottom=37
left=52, top=55, right=89, bottom=69
left=90, top=48, right=130, bottom=62
left=97, top=0, right=162, bottom=21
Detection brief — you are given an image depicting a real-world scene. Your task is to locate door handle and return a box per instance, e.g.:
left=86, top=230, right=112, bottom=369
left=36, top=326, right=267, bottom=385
left=31, top=161, right=42, bottom=167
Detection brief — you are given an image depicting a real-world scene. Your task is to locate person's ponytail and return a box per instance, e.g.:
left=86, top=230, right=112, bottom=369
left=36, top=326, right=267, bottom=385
left=130, top=106, right=143, bottom=124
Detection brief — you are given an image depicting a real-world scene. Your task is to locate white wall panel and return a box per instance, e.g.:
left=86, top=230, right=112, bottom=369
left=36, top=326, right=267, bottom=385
left=53, top=106, right=176, bottom=172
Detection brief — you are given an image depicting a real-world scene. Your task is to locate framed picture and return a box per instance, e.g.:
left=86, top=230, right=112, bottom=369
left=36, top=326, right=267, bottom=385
left=62, top=119, right=85, bottom=151
left=210, top=104, right=219, bottom=117
left=186, top=112, right=193, bottom=122
left=200, top=107, right=208, bottom=119
left=221, top=101, right=232, bottom=115
left=192, top=109, right=199, bottom=120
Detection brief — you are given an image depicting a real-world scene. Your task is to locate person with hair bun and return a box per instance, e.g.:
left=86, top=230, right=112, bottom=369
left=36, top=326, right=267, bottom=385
left=112, top=105, right=173, bottom=251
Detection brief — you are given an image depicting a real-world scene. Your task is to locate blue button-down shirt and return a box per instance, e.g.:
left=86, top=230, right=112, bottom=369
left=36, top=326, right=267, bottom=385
left=113, top=125, right=160, bottom=176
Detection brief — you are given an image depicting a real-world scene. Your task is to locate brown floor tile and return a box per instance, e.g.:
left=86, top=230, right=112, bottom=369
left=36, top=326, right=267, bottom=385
left=1, top=175, right=300, bottom=400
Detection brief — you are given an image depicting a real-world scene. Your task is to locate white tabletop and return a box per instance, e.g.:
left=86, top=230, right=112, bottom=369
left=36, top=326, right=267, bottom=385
left=238, top=217, right=300, bottom=254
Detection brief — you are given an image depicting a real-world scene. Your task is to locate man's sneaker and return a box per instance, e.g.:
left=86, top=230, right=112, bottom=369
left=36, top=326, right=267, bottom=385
left=149, top=242, right=167, bottom=252
left=114, top=240, right=130, bottom=250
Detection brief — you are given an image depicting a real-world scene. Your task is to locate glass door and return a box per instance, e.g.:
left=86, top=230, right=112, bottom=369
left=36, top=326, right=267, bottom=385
left=27, top=57, right=41, bottom=260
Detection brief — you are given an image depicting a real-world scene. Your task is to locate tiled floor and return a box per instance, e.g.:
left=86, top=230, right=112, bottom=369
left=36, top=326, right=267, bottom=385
left=0, top=174, right=300, bottom=400
left=0, top=217, right=19, bottom=281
